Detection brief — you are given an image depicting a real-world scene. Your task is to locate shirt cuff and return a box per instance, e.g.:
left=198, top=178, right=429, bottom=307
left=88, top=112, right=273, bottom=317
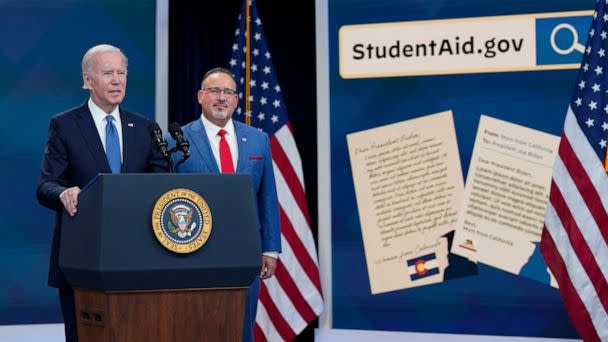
left=263, top=251, right=279, bottom=259
left=59, top=188, right=69, bottom=200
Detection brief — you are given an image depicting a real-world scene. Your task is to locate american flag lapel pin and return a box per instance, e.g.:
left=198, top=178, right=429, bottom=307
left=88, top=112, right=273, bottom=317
left=242, top=137, right=247, bottom=142
left=127, top=123, right=134, bottom=127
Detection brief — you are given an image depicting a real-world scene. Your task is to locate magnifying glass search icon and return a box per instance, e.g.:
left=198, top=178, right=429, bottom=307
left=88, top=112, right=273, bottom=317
left=550, top=23, right=585, bottom=55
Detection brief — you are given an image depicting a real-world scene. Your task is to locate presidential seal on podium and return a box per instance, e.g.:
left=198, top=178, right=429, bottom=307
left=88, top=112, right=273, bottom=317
left=151, top=188, right=212, bottom=253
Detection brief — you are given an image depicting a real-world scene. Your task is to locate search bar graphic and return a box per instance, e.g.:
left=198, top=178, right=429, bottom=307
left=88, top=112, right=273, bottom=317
left=339, top=11, right=592, bottom=78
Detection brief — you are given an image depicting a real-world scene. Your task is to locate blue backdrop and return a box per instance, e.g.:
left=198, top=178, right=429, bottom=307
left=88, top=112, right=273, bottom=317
left=329, top=0, right=594, bottom=338
left=0, top=0, right=155, bottom=324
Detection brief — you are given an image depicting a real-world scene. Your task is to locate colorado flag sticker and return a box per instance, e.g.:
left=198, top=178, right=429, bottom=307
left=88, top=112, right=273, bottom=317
left=407, top=253, right=440, bottom=281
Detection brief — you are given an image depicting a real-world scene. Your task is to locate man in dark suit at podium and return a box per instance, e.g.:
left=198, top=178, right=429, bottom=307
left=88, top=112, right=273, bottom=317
left=166, top=67, right=281, bottom=342
left=36, top=44, right=167, bottom=342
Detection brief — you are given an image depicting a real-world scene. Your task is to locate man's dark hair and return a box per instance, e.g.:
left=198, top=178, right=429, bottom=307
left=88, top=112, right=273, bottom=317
left=200, top=67, right=236, bottom=90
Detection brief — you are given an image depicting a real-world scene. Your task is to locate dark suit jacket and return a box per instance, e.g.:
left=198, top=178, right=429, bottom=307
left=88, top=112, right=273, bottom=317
left=36, top=103, right=167, bottom=288
left=165, top=119, right=281, bottom=253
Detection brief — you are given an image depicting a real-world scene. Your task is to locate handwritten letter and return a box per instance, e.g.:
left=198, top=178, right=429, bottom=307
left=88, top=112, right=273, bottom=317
left=347, top=111, right=464, bottom=294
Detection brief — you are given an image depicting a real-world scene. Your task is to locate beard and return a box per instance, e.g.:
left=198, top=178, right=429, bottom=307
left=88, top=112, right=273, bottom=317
left=211, top=108, right=230, bottom=120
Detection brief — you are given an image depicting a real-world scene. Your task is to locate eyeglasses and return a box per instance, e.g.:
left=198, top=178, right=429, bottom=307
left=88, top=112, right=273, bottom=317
left=203, top=87, right=238, bottom=96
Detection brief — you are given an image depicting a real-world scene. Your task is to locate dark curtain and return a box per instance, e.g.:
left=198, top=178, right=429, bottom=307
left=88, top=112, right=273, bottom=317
left=169, top=1, right=318, bottom=340
left=169, top=2, right=241, bottom=124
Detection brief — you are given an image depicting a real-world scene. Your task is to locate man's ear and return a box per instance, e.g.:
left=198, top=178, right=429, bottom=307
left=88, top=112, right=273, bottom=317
left=83, top=73, right=92, bottom=88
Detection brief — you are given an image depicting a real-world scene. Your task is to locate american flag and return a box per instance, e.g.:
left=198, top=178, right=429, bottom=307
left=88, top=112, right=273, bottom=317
left=541, top=1, right=608, bottom=341
left=228, top=1, right=324, bottom=340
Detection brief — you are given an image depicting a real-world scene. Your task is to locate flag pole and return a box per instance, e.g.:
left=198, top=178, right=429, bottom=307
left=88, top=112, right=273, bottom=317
left=227, top=1, right=325, bottom=337
left=245, top=0, right=252, bottom=125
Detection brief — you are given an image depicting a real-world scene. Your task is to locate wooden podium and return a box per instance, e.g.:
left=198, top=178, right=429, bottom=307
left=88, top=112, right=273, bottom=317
left=59, top=174, right=262, bottom=342
left=74, top=288, right=246, bottom=341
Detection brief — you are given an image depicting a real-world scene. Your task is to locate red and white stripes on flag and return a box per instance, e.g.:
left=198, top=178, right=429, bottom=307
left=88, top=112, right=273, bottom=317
left=542, top=109, right=608, bottom=341
left=254, top=126, right=324, bottom=341
left=541, top=2, right=608, bottom=341
left=228, top=1, right=324, bottom=340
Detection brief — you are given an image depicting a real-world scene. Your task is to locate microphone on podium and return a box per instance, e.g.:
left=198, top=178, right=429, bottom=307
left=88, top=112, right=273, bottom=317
left=148, top=122, right=174, bottom=172
left=168, top=122, right=190, bottom=160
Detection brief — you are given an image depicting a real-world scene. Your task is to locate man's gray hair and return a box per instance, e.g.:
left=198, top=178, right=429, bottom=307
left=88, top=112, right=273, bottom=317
left=81, top=44, right=128, bottom=89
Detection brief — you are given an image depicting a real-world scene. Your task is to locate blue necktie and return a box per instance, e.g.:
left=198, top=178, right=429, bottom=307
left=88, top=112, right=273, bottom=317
left=105, top=115, right=121, bottom=173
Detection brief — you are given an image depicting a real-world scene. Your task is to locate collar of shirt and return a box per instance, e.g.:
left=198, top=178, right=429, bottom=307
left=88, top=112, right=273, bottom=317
left=200, top=114, right=238, bottom=171
left=88, top=98, right=123, bottom=160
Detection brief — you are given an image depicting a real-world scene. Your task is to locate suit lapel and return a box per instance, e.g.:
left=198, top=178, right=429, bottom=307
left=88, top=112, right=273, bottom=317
left=234, top=122, right=249, bottom=173
left=75, top=104, right=111, bottom=173
left=120, top=109, right=134, bottom=173
left=187, top=119, right=220, bottom=173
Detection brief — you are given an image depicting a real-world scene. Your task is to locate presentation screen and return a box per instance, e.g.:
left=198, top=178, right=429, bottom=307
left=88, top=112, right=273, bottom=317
left=326, top=0, right=594, bottom=337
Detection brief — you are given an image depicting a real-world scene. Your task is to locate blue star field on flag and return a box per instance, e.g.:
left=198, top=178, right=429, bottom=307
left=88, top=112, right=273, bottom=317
left=571, top=1, right=608, bottom=162
left=229, top=1, right=289, bottom=135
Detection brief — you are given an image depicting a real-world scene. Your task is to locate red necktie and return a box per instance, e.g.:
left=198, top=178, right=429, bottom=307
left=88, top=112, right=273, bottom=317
left=218, top=129, right=235, bottom=173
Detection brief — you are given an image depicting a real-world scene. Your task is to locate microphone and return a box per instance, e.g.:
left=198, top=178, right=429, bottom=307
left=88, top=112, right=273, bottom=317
left=147, top=122, right=171, bottom=160
left=168, top=122, right=191, bottom=159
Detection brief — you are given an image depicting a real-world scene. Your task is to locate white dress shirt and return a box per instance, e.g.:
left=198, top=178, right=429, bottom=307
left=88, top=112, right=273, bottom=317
left=88, top=98, right=123, bottom=162
left=200, top=115, right=238, bottom=171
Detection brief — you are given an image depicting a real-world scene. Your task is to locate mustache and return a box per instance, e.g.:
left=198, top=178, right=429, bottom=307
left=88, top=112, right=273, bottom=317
left=214, top=99, right=228, bottom=106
